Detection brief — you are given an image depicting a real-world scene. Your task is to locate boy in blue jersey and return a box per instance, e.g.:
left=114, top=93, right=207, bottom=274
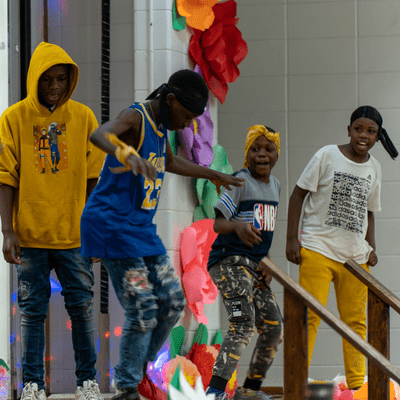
left=80, top=69, right=245, bottom=400
left=206, top=125, right=283, bottom=400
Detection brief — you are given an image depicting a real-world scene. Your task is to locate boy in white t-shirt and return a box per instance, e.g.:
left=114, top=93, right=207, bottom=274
left=285, top=106, right=397, bottom=395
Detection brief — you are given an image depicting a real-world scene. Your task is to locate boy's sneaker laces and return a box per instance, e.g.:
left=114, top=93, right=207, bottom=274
left=75, top=380, right=104, bottom=400
left=21, top=382, right=47, bottom=400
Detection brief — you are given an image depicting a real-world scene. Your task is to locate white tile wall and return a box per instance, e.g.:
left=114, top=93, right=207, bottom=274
left=288, top=38, right=357, bottom=75
left=359, top=72, right=400, bottom=108
left=358, top=1, right=400, bottom=37
left=240, top=40, right=286, bottom=78
left=358, top=37, right=400, bottom=73
left=225, top=76, right=287, bottom=114
left=287, top=3, right=356, bottom=39
left=237, top=4, right=286, bottom=41
left=289, top=74, right=358, bottom=112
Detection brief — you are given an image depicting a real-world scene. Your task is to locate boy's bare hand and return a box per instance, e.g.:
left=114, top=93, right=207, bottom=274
left=3, top=231, right=21, bottom=264
left=210, top=173, right=245, bottom=194
left=286, top=238, right=301, bottom=265
left=127, top=154, right=157, bottom=181
left=367, top=250, right=378, bottom=267
left=235, top=223, right=262, bottom=247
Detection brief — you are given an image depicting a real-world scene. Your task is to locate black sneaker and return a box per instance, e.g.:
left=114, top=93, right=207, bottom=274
left=111, top=388, right=139, bottom=400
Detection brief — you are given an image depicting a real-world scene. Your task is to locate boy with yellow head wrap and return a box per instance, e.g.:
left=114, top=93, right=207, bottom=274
left=206, top=125, right=282, bottom=400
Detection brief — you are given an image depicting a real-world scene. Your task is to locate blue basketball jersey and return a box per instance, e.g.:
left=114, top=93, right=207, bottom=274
left=81, top=103, right=168, bottom=258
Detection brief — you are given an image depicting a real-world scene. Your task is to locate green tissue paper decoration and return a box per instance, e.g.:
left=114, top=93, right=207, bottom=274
left=190, top=323, right=208, bottom=349
left=210, top=329, right=223, bottom=346
left=194, top=144, right=233, bottom=221
left=170, top=364, right=182, bottom=391
left=170, top=326, right=186, bottom=359
left=172, top=0, right=186, bottom=30
left=169, top=324, right=223, bottom=357
left=169, top=131, right=178, bottom=156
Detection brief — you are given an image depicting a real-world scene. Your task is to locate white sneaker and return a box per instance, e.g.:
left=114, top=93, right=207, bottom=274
left=21, top=383, right=47, bottom=400
left=75, top=380, right=104, bottom=400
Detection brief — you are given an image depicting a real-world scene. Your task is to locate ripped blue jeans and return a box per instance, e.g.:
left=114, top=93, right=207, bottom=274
left=16, top=248, right=96, bottom=390
left=102, top=254, right=185, bottom=390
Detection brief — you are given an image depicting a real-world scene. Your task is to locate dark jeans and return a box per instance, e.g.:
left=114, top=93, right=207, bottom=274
left=16, top=248, right=96, bottom=390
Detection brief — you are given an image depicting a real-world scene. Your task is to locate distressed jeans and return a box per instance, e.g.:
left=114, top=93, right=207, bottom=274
left=16, top=248, right=96, bottom=390
left=102, top=254, right=185, bottom=390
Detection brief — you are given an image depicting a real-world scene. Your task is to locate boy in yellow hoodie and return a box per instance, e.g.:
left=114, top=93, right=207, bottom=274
left=0, top=42, right=104, bottom=400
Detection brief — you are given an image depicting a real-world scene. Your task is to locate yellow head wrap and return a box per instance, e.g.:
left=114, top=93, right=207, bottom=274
left=243, top=125, right=280, bottom=168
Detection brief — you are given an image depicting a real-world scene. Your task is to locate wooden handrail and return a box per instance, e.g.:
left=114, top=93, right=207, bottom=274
left=344, top=259, right=400, bottom=399
left=259, top=256, right=400, bottom=400
left=344, top=259, right=400, bottom=314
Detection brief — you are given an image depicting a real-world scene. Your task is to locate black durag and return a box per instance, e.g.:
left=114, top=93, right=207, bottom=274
left=351, top=105, right=398, bottom=160
left=146, top=69, right=209, bottom=130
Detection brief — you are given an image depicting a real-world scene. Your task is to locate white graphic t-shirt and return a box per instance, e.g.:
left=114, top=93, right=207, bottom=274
left=297, top=145, right=381, bottom=264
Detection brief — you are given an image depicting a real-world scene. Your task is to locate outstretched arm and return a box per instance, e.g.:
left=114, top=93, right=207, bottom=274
left=286, top=185, right=309, bottom=265
left=90, top=108, right=157, bottom=181
left=165, top=141, right=244, bottom=192
left=366, top=211, right=378, bottom=266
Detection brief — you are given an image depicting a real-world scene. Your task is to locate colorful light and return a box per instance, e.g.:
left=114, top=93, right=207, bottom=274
left=147, top=340, right=171, bottom=391
left=50, top=277, right=62, bottom=292
left=114, top=326, right=122, bottom=337
left=0, top=360, right=9, bottom=400
left=9, top=333, right=15, bottom=344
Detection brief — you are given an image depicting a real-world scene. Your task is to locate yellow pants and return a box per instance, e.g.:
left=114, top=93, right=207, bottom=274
left=299, top=247, right=369, bottom=389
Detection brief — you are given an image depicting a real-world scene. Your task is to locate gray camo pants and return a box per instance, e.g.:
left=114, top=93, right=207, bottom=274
left=209, top=256, right=283, bottom=382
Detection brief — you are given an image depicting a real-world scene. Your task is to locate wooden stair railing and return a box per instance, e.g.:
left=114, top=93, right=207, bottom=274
left=344, top=259, right=400, bottom=400
left=259, top=256, right=400, bottom=400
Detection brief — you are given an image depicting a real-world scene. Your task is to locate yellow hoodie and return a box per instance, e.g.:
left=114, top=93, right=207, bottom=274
left=0, top=42, right=104, bottom=249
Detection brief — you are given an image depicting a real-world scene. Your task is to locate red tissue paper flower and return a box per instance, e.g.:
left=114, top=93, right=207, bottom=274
left=185, top=342, right=220, bottom=389
left=189, top=0, right=248, bottom=104
left=180, top=219, right=219, bottom=324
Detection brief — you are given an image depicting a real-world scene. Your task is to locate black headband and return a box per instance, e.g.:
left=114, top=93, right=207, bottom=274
left=351, top=106, right=383, bottom=128
left=351, top=106, right=398, bottom=160
left=146, top=83, right=208, bottom=129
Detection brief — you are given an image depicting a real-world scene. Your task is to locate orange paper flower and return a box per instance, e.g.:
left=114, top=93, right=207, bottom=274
left=176, top=0, right=221, bottom=31
left=162, top=355, right=201, bottom=388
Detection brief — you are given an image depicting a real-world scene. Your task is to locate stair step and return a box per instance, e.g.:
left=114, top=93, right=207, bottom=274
left=48, top=395, right=150, bottom=400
